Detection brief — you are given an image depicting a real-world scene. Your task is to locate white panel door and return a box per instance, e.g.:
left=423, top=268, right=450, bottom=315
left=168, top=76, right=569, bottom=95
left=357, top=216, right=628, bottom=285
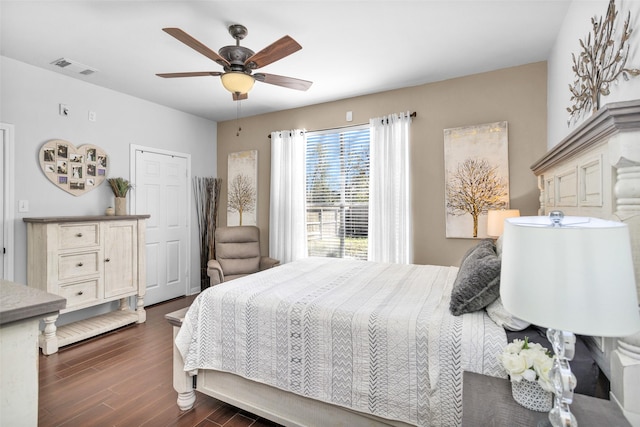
left=1, top=123, right=15, bottom=281
left=0, top=129, right=4, bottom=280
left=134, top=150, right=189, bottom=305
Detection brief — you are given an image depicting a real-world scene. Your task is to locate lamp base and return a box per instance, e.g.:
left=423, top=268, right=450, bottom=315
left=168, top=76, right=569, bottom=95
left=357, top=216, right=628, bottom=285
left=535, top=405, right=579, bottom=427
left=547, top=329, right=578, bottom=427
left=548, top=407, right=578, bottom=427
left=536, top=409, right=578, bottom=427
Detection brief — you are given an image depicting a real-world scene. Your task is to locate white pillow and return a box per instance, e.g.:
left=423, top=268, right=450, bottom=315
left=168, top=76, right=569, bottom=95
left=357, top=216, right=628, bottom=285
left=486, top=297, right=530, bottom=331
left=495, top=235, right=504, bottom=258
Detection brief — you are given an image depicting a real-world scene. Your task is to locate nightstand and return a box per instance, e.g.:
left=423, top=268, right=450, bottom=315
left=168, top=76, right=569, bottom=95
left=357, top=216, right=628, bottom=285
left=462, top=371, right=631, bottom=426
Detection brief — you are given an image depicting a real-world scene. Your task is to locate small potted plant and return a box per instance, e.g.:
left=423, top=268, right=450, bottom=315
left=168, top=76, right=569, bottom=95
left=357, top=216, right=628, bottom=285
left=107, top=177, right=133, bottom=215
left=500, top=336, right=555, bottom=412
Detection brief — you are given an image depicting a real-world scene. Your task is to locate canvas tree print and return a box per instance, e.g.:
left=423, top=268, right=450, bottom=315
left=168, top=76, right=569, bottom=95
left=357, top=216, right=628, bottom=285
left=227, top=150, right=257, bottom=226
left=444, top=121, right=509, bottom=238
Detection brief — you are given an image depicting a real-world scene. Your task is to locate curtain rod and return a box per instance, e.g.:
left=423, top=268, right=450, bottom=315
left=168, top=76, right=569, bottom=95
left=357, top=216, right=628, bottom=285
left=268, top=111, right=417, bottom=139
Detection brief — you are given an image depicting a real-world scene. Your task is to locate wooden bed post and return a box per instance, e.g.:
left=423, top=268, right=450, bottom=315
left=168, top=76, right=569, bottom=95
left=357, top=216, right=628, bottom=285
left=166, top=308, right=196, bottom=411
left=609, top=133, right=640, bottom=426
left=537, top=175, right=545, bottom=216
left=611, top=343, right=640, bottom=426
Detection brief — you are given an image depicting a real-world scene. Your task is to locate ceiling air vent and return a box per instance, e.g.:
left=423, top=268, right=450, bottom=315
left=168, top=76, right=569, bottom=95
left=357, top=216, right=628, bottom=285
left=50, top=58, right=98, bottom=76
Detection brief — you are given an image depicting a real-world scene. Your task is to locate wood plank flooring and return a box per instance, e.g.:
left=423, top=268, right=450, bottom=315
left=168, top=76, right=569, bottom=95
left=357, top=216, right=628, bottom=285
left=38, top=296, right=281, bottom=427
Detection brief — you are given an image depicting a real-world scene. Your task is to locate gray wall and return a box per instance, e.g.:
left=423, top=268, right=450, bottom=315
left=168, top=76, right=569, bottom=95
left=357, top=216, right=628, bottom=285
left=1, top=56, right=217, bottom=321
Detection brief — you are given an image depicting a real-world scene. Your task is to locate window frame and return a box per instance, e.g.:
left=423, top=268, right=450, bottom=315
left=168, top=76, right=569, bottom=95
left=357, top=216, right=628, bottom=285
left=305, top=124, right=371, bottom=260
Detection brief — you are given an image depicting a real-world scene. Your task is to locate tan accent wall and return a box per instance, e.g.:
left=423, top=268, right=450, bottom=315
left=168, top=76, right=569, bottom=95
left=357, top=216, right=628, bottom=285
left=217, top=62, right=547, bottom=266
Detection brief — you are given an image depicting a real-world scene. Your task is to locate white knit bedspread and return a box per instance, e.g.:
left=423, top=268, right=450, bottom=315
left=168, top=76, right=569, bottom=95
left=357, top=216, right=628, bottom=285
left=176, top=257, right=507, bottom=426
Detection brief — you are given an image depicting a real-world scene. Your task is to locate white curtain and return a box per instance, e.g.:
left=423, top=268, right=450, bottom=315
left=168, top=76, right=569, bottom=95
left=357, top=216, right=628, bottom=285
left=269, top=129, right=308, bottom=263
left=368, top=112, right=413, bottom=264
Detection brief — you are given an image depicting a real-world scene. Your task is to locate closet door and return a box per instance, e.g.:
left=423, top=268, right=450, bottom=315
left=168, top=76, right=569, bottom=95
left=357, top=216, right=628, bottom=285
left=134, top=149, right=189, bottom=305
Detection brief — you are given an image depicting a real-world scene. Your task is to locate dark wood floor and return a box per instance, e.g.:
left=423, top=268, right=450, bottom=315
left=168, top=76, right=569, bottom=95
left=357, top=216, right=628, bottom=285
left=38, top=296, right=281, bottom=427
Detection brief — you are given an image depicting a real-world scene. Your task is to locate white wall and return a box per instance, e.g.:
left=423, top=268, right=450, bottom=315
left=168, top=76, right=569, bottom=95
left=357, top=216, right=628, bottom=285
left=0, top=56, right=217, bottom=320
left=547, top=0, right=640, bottom=148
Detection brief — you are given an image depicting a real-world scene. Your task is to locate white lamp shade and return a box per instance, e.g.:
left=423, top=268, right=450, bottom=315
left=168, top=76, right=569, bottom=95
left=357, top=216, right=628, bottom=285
left=221, top=72, right=255, bottom=94
left=500, top=216, right=640, bottom=337
left=487, top=209, right=520, bottom=237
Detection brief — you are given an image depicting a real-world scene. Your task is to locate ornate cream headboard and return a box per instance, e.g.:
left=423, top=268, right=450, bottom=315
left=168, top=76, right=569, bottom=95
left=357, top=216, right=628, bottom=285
left=530, top=100, right=640, bottom=425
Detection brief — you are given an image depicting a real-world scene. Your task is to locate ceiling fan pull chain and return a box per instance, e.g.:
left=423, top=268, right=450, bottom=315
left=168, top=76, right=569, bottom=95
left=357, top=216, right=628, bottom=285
left=236, top=100, right=242, bottom=137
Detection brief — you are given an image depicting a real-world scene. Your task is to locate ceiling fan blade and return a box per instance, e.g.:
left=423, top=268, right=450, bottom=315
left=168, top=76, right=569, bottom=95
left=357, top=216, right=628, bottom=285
left=162, top=28, right=230, bottom=68
left=156, top=71, right=222, bottom=78
left=233, top=92, right=248, bottom=101
left=245, top=35, right=302, bottom=69
left=254, top=73, right=312, bottom=91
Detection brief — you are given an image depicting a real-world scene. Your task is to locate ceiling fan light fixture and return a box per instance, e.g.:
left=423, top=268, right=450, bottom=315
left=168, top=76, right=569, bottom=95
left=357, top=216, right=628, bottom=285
left=158, top=26, right=312, bottom=100
left=221, top=72, right=255, bottom=95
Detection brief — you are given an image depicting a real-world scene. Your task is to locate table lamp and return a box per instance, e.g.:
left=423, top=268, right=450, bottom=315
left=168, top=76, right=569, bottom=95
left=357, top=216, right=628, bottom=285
left=487, top=209, right=520, bottom=237
left=500, top=211, right=640, bottom=427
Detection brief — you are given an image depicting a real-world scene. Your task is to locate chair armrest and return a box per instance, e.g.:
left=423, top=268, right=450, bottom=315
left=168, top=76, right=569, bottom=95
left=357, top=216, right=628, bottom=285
left=259, top=256, right=280, bottom=271
left=207, top=259, right=224, bottom=286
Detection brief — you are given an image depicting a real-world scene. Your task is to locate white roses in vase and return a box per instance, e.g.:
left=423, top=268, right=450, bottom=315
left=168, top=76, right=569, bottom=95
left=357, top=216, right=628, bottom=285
left=500, top=336, right=554, bottom=392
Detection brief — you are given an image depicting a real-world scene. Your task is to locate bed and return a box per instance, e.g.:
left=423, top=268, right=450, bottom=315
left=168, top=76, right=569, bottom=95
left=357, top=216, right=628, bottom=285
left=168, top=99, right=640, bottom=426
left=172, top=256, right=508, bottom=427
left=168, top=251, right=602, bottom=427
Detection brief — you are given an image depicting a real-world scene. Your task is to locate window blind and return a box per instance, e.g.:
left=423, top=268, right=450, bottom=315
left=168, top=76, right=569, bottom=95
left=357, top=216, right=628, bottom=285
left=306, top=125, right=370, bottom=260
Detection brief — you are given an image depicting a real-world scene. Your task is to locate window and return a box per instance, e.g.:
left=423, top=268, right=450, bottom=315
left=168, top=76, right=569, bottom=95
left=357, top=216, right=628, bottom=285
left=306, top=125, right=370, bottom=259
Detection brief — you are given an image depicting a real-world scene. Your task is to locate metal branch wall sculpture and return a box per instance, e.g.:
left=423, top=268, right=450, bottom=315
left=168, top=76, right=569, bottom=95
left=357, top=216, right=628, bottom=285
left=567, top=0, right=640, bottom=125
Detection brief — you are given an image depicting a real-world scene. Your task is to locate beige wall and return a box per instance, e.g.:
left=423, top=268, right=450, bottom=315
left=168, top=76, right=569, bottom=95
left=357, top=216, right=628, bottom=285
left=217, top=62, right=547, bottom=267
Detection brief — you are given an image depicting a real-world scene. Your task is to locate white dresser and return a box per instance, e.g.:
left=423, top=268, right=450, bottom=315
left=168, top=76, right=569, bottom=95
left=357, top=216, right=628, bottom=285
left=24, top=215, right=149, bottom=355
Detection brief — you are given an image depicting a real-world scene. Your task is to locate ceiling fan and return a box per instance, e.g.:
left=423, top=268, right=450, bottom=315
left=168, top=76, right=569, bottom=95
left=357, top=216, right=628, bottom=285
left=157, top=24, right=312, bottom=100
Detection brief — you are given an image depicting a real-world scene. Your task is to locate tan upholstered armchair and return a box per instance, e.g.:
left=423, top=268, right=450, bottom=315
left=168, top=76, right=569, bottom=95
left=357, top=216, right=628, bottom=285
left=206, top=226, right=280, bottom=287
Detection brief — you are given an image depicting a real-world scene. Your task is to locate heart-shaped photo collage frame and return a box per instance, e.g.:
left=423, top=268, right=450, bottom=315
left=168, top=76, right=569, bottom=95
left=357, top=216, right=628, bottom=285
left=39, top=139, right=109, bottom=196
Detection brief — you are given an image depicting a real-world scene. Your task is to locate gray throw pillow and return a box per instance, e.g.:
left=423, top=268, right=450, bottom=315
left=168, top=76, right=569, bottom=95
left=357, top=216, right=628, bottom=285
left=450, top=239, right=501, bottom=316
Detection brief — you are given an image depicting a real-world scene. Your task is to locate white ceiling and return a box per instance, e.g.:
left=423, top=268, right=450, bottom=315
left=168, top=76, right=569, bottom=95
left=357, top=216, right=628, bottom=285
left=0, top=1, right=572, bottom=122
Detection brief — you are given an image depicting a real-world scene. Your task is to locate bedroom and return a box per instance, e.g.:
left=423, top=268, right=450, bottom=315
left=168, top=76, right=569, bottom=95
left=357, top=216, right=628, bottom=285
left=1, top=0, right=640, bottom=426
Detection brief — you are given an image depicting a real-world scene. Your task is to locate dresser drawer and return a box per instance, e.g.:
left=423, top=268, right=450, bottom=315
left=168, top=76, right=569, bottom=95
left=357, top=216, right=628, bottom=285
left=58, top=279, right=100, bottom=309
left=58, top=251, right=100, bottom=280
left=59, top=223, right=99, bottom=249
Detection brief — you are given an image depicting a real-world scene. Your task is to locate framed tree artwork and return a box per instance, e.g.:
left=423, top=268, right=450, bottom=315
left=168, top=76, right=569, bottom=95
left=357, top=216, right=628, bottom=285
left=444, top=121, right=510, bottom=238
left=227, top=150, right=258, bottom=226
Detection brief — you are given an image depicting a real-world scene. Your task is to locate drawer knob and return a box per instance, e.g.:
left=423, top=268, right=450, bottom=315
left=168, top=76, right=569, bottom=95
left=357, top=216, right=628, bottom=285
left=76, top=232, right=83, bottom=237
left=77, top=291, right=84, bottom=296
left=76, top=262, right=83, bottom=267
left=105, top=258, right=111, bottom=262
